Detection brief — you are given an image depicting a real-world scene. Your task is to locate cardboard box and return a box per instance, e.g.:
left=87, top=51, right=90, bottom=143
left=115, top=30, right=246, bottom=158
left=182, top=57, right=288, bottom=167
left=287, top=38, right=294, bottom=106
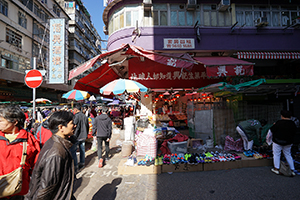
left=188, top=139, right=204, bottom=149
left=203, top=160, right=243, bottom=171
left=173, top=121, right=180, bottom=127
left=240, top=154, right=273, bottom=168
left=118, top=159, right=161, bottom=175
left=162, top=163, right=203, bottom=173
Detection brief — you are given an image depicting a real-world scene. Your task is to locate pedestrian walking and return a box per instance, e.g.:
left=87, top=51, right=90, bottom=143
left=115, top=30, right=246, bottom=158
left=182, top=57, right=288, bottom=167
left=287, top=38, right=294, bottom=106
left=70, top=104, right=89, bottom=171
left=25, top=110, right=76, bottom=200
left=36, top=108, right=43, bottom=123
left=93, top=106, right=112, bottom=168
left=269, top=110, right=297, bottom=176
left=0, top=105, right=40, bottom=199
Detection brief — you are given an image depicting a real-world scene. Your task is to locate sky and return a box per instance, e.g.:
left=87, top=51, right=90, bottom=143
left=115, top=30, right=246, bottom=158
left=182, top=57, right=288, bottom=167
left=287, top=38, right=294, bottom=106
left=81, top=0, right=108, bottom=49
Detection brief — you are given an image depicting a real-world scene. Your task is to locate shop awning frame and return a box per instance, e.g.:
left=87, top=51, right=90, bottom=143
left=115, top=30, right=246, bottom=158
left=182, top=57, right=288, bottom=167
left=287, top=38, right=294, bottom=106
left=199, top=78, right=300, bottom=97
left=237, top=51, right=300, bottom=59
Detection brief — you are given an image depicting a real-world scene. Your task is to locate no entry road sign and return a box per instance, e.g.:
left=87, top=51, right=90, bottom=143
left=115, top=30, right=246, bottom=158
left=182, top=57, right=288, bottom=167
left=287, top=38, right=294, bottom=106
left=25, top=70, right=43, bottom=88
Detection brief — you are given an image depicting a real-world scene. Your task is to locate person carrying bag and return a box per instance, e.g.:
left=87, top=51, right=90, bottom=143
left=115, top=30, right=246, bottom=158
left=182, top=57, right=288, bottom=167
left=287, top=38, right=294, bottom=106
left=0, top=141, right=27, bottom=197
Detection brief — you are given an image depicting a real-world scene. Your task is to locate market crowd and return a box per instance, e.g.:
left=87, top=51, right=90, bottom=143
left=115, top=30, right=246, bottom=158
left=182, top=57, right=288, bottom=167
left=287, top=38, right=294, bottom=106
left=0, top=103, right=135, bottom=199
left=0, top=103, right=298, bottom=199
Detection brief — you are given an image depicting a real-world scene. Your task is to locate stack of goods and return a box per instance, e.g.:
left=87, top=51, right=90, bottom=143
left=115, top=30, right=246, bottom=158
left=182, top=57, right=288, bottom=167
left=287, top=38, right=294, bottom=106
left=156, top=114, right=171, bottom=121
left=224, top=135, right=243, bottom=152
left=174, top=113, right=187, bottom=120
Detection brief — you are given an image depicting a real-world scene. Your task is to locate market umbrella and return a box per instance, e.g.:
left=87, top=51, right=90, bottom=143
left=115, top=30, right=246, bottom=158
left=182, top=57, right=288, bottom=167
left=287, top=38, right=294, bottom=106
left=30, top=98, right=52, bottom=104
left=62, top=89, right=91, bottom=101
left=100, top=78, right=148, bottom=95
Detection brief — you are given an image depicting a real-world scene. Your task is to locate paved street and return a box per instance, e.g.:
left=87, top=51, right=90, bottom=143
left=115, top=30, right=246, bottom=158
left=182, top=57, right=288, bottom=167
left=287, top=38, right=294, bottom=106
left=74, top=131, right=300, bottom=200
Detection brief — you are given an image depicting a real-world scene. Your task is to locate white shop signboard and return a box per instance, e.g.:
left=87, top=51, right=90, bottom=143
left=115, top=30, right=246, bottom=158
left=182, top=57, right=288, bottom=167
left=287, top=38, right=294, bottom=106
left=163, top=38, right=195, bottom=49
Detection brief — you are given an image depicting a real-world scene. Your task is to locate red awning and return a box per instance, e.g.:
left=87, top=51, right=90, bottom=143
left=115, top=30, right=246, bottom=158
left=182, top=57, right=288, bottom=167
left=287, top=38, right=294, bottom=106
left=68, top=44, right=196, bottom=81
left=237, top=52, right=300, bottom=59
left=68, top=45, right=127, bottom=80
left=73, top=63, right=120, bottom=94
left=125, top=45, right=196, bottom=71
left=128, top=57, right=222, bottom=89
left=194, top=57, right=254, bottom=77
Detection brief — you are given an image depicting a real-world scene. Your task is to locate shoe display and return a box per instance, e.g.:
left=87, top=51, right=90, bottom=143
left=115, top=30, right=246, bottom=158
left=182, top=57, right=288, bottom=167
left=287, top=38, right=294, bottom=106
left=155, top=156, right=159, bottom=166
left=158, top=155, right=163, bottom=165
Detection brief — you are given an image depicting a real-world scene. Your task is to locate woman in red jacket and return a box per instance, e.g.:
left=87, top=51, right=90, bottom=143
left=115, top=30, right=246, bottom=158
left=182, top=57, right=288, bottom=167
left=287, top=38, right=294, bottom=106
left=0, top=105, right=40, bottom=199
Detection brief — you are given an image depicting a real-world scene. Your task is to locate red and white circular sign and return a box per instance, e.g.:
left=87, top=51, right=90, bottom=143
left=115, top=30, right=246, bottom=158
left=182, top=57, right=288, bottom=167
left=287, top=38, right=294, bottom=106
left=25, top=70, right=43, bottom=88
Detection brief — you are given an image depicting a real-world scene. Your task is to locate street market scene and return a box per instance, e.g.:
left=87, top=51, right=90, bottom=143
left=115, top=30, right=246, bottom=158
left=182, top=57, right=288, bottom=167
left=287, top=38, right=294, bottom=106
left=1, top=0, right=300, bottom=199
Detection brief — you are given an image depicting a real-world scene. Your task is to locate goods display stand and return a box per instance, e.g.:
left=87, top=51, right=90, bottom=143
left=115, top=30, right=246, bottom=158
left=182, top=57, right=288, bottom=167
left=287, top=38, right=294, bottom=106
left=117, top=121, right=273, bottom=175
left=117, top=93, right=272, bottom=176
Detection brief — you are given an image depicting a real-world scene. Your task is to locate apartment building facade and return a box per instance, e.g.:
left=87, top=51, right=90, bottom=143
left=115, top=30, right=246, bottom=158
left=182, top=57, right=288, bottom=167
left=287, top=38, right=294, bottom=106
left=0, top=0, right=102, bottom=102
left=101, top=0, right=300, bottom=121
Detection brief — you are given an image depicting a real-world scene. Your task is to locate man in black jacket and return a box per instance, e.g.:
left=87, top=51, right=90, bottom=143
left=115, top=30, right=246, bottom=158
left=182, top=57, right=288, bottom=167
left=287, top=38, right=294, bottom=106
left=92, top=106, right=112, bottom=168
left=25, top=110, right=76, bottom=200
left=70, top=104, right=89, bottom=171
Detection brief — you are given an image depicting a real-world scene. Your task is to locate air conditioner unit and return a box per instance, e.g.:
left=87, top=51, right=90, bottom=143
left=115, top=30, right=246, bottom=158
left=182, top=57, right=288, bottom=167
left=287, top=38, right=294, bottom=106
left=103, top=26, right=108, bottom=35
left=186, top=0, right=197, bottom=10
left=217, top=0, right=230, bottom=12
left=255, top=17, right=268, bottom=27
left=292, top=18, right=300, bottom=28
left=143, top=0, right=152, bottom=10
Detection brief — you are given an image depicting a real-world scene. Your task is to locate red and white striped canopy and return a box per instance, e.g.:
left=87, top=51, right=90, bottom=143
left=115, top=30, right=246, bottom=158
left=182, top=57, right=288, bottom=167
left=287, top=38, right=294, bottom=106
left=237, top=52, right=300, bottom=59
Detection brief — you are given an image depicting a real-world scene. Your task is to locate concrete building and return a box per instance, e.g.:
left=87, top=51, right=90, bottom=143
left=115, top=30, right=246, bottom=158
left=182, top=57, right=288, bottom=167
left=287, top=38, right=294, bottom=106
left=0, top=0, right=103, bottom=103
left=99, top=0, right=300, bottom=139
left=57, top=0, right=103, bottom=85
left=0, top=0, right=71, bottom=102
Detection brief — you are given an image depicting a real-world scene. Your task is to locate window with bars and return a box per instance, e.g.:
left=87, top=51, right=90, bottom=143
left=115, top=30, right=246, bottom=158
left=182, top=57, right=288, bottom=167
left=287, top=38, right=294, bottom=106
left=6, top=28, right=22, bottom=50
left=18, top=11, right=27, bottom=29
left=236, top=5, right=300, bottom=27
left=0, top=0, right=8, bottom=16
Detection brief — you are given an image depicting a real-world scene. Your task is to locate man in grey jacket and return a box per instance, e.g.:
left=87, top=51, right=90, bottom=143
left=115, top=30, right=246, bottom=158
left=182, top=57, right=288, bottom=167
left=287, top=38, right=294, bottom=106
left=92, top=106, right=112, bottom=168
left=70, top=104, right=89, bottom=171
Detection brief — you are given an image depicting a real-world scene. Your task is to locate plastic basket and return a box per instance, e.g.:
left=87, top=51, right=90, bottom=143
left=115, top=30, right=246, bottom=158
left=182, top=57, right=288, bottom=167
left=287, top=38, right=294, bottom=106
left=167, top=140, right=188, bottom=154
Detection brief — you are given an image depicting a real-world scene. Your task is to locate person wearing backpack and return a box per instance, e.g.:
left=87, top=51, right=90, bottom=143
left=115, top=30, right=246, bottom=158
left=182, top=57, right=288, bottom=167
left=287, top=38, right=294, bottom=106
left=0, top=105, right=40, bottom=199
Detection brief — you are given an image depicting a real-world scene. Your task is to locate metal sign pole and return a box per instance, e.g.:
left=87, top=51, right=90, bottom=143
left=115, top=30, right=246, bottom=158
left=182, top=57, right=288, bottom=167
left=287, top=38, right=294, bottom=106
left=32, top=57, right=36, bottom=121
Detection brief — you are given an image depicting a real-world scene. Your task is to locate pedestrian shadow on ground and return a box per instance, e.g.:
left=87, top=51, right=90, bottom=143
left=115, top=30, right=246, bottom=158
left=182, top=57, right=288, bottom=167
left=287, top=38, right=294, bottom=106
left=91, top=178, right=122, bottom=200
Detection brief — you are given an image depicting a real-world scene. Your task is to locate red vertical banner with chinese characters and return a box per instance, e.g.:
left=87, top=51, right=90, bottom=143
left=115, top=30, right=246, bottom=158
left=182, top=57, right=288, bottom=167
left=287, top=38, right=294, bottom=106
left=128, top=57, right=221, bottom=89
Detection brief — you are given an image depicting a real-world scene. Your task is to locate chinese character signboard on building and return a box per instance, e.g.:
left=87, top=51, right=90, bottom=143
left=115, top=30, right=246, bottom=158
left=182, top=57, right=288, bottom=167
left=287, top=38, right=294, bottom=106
left=163, top=38, right=195, bottom=49
left=128, top=57, right=221, bottom=89
left=49, top=18, right=65, bottom=84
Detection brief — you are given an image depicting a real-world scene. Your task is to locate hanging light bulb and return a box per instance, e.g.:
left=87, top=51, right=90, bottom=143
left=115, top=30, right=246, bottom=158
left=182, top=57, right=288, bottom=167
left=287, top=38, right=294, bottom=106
left=144, top=94, right=149, bottom=98
left=159, top=94, right=164, bottom=98
left=155, top=98, right=159, bottom=101
left=175, top=94, right=180, bottom=98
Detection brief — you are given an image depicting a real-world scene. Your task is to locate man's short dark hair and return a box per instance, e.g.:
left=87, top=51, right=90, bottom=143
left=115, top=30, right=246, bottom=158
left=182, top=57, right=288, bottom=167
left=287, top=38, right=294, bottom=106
left=101, top=106, right=108, bottom=113
left=48, top=111, right=74, bottom=134
left=74, top=104, right=82, bottom=111
left=281, top=110, right=292, bottom=118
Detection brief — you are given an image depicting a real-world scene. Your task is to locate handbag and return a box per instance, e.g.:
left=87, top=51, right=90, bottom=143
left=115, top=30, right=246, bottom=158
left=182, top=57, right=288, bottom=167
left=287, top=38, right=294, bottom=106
left=279, top=160, right=292, bottom=177
left=0, top=141, right=27, bottom=197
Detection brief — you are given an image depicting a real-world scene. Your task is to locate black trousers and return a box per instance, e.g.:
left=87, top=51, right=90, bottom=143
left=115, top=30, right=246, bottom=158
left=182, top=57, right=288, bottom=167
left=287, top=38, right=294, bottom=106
left=97, top=137, right=110, bottom=160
